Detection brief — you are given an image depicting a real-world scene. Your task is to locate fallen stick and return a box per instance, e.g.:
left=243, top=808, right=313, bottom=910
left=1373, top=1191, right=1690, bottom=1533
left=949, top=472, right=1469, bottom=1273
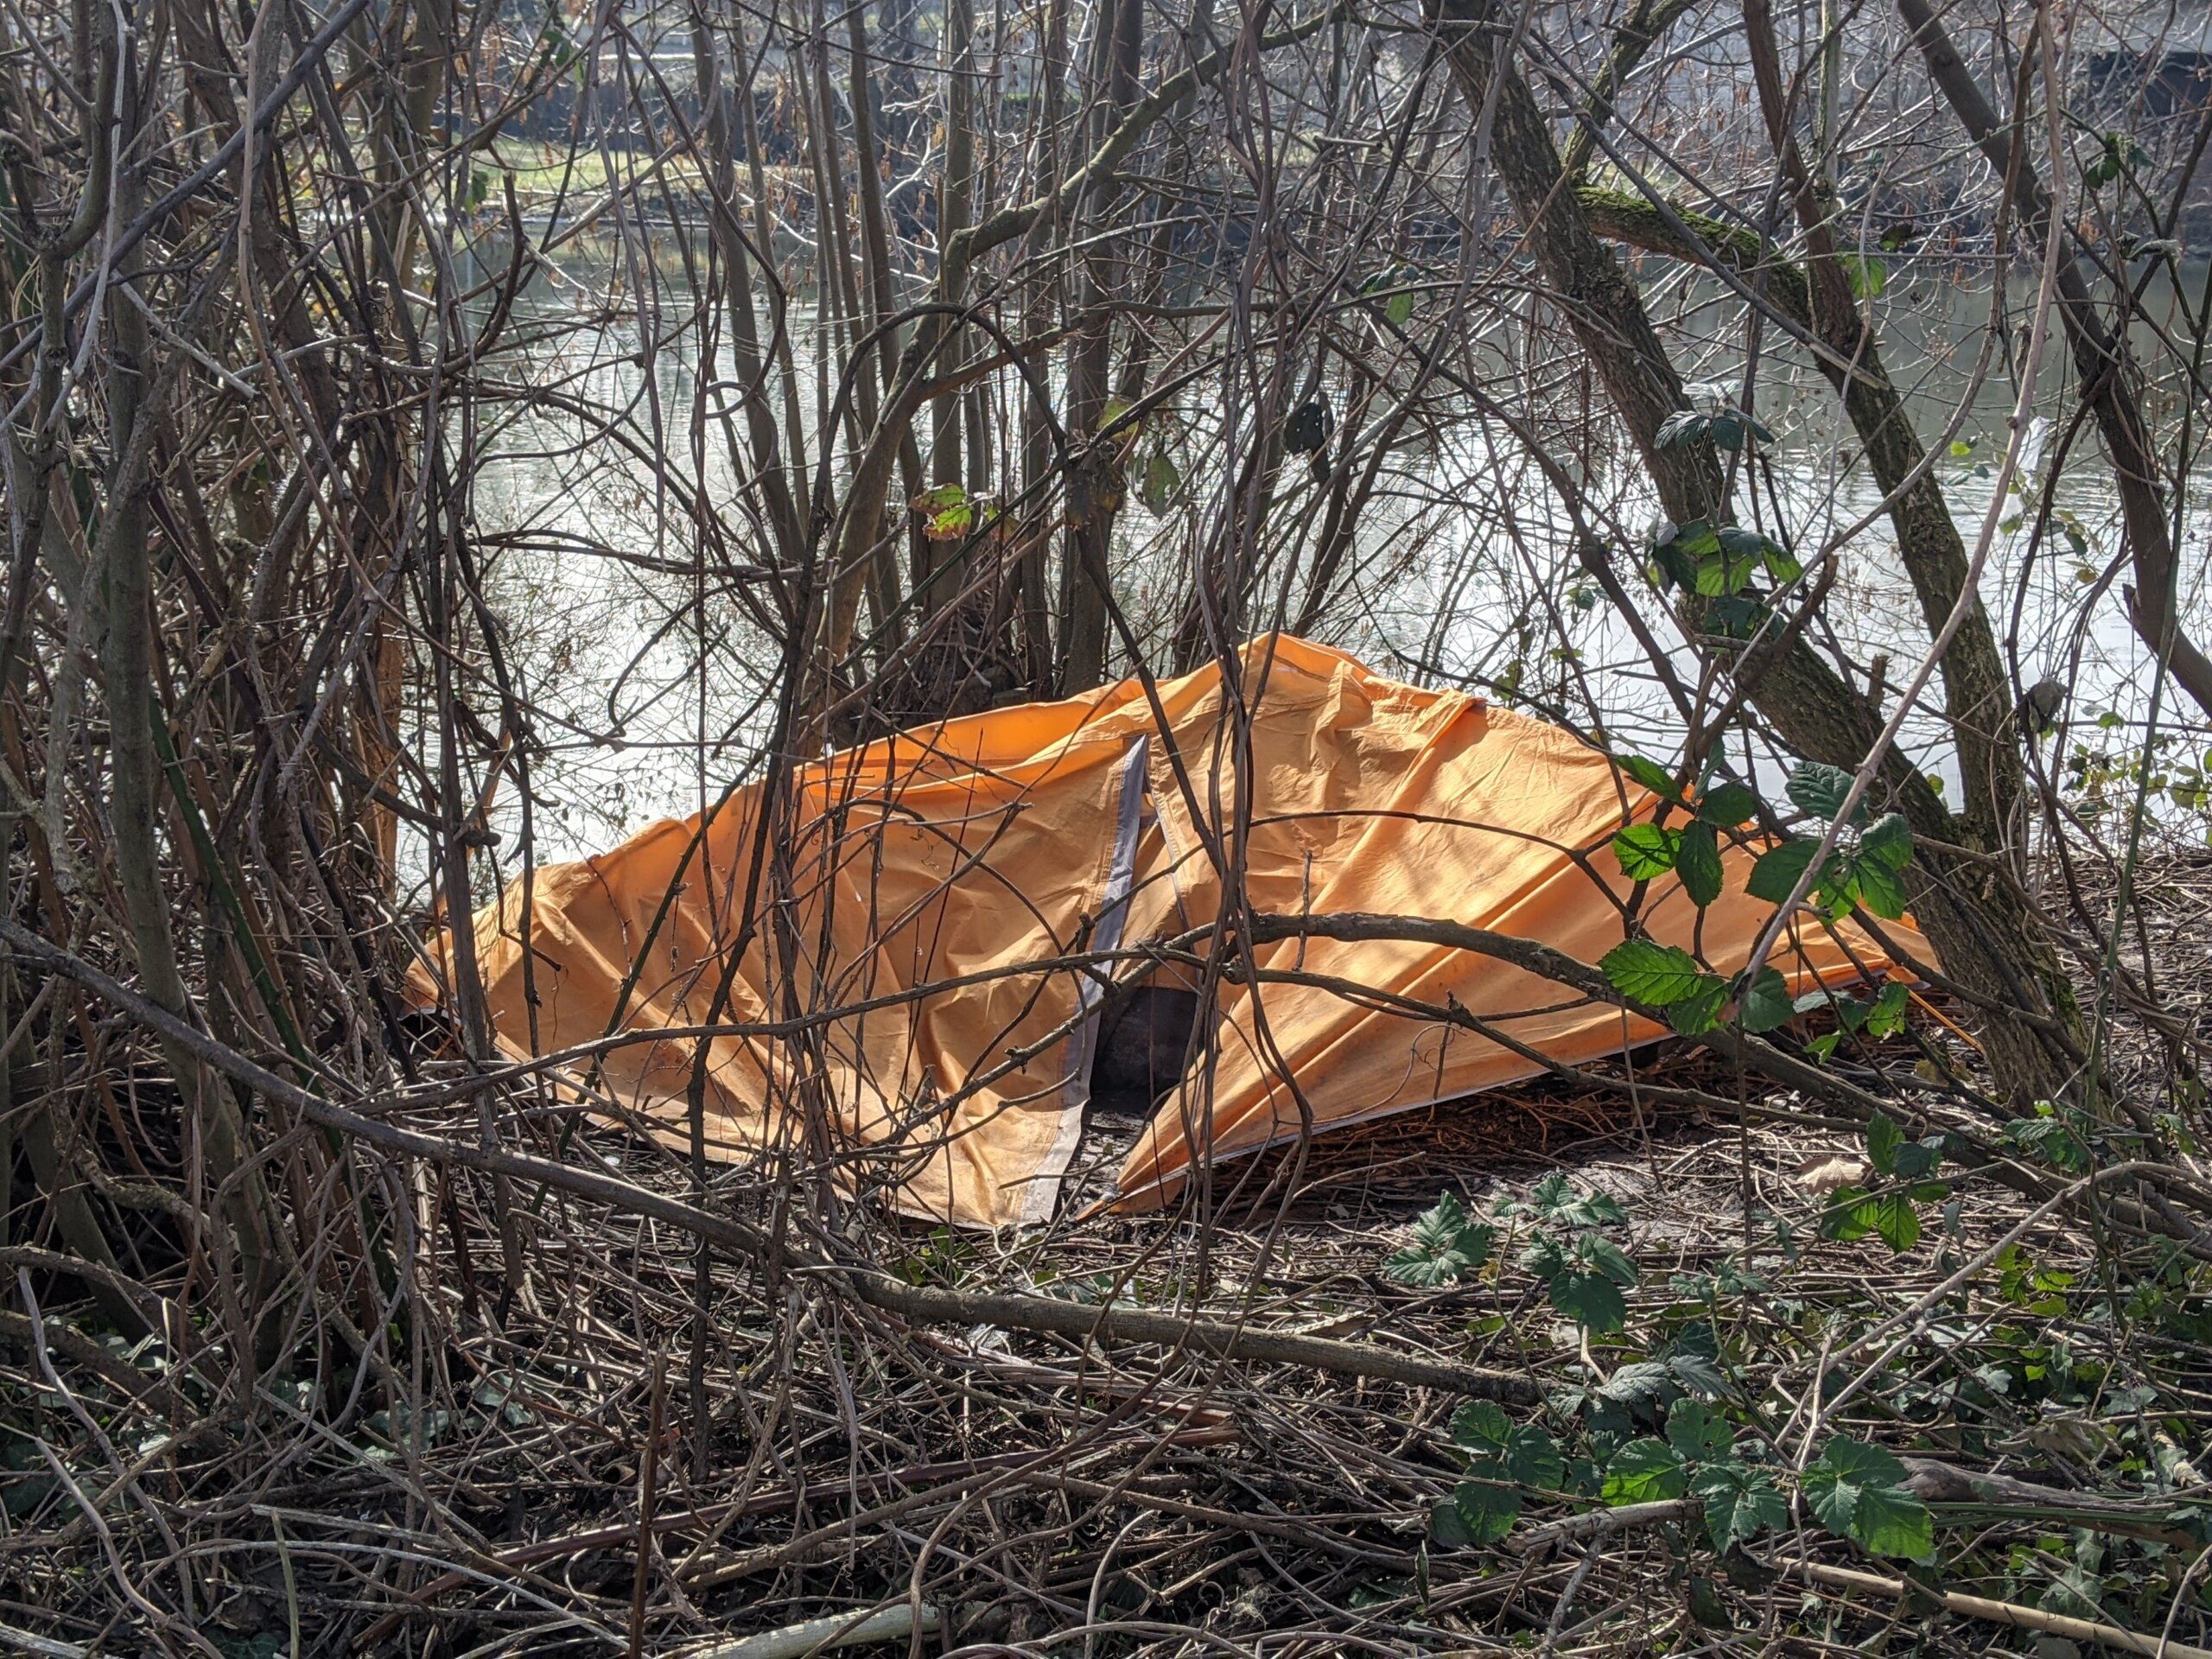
left=0, top=1624, right=89, bottom=1659
left=1513, top=1497, right=1697, bottom=1554
left=846, top=1274, right=1535, bottom=1402
left=1902, top=1458, right=2205, bottom=1550
left=1798, top=1560, right=2212, bottom=1659
left=2, top=922, right=1535, bottom=1393
left=681, top=1604, right=938, bottom=1659
left=359, top=1426, right=1241, bottom=1645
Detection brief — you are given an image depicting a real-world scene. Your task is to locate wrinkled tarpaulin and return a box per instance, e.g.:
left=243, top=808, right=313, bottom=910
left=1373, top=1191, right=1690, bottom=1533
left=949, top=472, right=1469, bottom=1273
left=416, top=637, right=1924, bottom=1227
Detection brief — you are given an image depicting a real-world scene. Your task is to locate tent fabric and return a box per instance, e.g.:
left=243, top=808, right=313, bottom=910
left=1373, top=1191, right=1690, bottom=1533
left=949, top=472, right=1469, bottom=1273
left=415, top=637, right=1924, bottom=1228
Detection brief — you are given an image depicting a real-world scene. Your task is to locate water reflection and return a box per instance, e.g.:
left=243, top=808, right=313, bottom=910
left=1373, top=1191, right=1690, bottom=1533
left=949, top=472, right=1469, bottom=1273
left=453, top=249, right=2212, bottom=881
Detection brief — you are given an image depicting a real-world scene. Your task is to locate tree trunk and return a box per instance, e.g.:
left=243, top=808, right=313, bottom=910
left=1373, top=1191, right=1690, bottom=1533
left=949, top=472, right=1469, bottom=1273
left=1899, top=0, right=2212, bottom=726
left=1427, top=0, right=2089, bottom=1109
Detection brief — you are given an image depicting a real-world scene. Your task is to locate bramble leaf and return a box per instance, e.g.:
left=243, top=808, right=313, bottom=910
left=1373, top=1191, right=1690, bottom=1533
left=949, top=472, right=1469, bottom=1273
left=1666, top=1398, right=1733, bottom=1463
left=1867, top=1112, right=1903, bottom=1176
left=1735, top=967, right=1793, bottom=1033
left=1600, top=940, right=1711, bottom=1007
left=1803, top=1438, right=1932, bottom=1559
left=1787, top=762, right=1859, bottom=823
left=1617, top=754, right=1682, bottom=798
left=1697, top=782, right=1759, bottom=827
left=1534, top=1175, right=1626, bottom=1228
left=1748, top=838, right=1822, bottom=905
left=1866, top=981, right=1911, bottom=1038
left=1141, top=451, right=1180, bottom=514
left=1692, top=1462, right=1786, bottom=1552
left=1603, top=1438, right=1688, bottom=1504
left=1383, top=1193, right=1495, bottom=1286
left=1551, top=1271, right=1628, bottom=1333
left=1611, top=823, right=1681, bottom=880
left=1677, top=822, right=1725, bottom=907
left=1449, top=1479, right=1520, bottom=1544
left=1666, top=977, right=1731, bottom=1036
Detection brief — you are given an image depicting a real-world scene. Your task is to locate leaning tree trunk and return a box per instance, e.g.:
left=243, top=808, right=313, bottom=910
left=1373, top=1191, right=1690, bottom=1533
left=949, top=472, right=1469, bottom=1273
left=1427, top=0, right=2090, bottom=1110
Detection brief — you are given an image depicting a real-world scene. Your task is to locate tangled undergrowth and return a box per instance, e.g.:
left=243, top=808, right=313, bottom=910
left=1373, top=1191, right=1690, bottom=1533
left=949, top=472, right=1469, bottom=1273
left=3, top=853, right=2210, bottom=1657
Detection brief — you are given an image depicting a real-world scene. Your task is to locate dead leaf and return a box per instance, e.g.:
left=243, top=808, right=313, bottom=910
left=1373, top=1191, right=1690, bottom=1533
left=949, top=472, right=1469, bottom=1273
left=1795, top=1155, right=1867, bottom=1194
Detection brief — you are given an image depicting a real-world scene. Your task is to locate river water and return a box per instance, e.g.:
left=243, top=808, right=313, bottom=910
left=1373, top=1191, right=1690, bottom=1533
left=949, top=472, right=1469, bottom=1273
left=454, top=253, right=2212, bottom=884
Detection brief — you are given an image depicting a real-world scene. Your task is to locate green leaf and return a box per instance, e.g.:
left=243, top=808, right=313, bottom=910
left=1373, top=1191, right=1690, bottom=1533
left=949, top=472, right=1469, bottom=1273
left=1656, top=410, right=1708, bottom=450
left=1866, top=981, right=1910, bottom=1038
left=1532, top=1174, right=1625, bottom=1227
left=1705, top=594, right=1769, bottom=637
left=1384, top=1193, right=1495, bottom=1286
left=1708, top=410, right=1745, bottom=451
left=1666, top=1399, right=1732, bottom=1463
left=1528, top=1171, right=1573, bottom=1215
left=1693, top=549, right=1755, bottom=597
left=1803, top=1436, right=1900, bottom=1526
left=1864, top=1191, right=1921, bottom=1254
left=1747, top=838, right=1821, bottom=905
left=1383, top=288, right=1416, bottom=327
left=1666, top=977, right=1731, bottom=1036
left=1825, top=1185, right=1917, bottom=1253
left=1852, top=1480, right=1936, bottom=1559
left=1452, top=1403, right=1566, bottom=1491
left=1611, top=823, right=1681, bottom=880
left=911, top=482, right=979, bottom=542
left=1603, top=1438, right=1688, bottom=1504
left=1859, top=812, right=1912, bottom=872
left=1429, top=1494, right=1477, bottom=1546
left=1672, top=518, right=1721, bottom=558
left=1866, top=1112, right=1903, bottom=1177
left=1506, top=1427, right=1567, bottom=1493
left=1804, top=1439, right=1933, bottom=1559
left=1734, top=967, right=1792, bottom=1033
left=1891, top=1138, right=1942, bottom=1181
left=1715, top=524, right=1769, bottom=561
left=1815, top=1185, right=1872, bottom=1241
left=1692, top=1462, right=1786, bottom=1552
left=1599, top=939, right=1710, bottom=1007
left=1141, top=451, right=1180, bottom=515
left=1382, top=1243, right=1469, bottom=1287
left=1697, top=783, right=1758, bottom=826
left=1449, top=1399, right=1513, bottom=1453
left=1820, top=993, right=1870, bottom=1032
left=1522, top=1231, right=1569, bottom=1281
left=1550, top=1270, right=1628, bottom=1333
left=1846, top=852, right=1910, bottom=920
left=1616, top=753, right=1682, bottom=798
left=1668, top=1351, right=1733, bottom=1399
left=1787, top=762, right=1859, bottom=823
left=1595, top=1360, right=1677, bottom=1408
left=1676, top=822, right=1724, bottom=907
left=1686, top=1573, right=1732, bottom=1630
left=1842, top=253, right=1887, bottom=299
left=1574, top=1233, right=1639, bottom=1287
left=1450, top=1478, right=1521, bottom=1544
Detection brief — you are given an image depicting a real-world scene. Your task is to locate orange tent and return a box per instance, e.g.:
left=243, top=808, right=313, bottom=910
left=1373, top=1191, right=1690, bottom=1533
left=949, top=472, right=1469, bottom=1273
left=415, top=637, right=1921, bottom=1227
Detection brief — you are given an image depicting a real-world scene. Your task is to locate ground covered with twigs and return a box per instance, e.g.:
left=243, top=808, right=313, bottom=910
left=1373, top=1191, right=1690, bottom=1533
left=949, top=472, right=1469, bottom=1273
left=4, top=860, right=2212, bottom=1657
